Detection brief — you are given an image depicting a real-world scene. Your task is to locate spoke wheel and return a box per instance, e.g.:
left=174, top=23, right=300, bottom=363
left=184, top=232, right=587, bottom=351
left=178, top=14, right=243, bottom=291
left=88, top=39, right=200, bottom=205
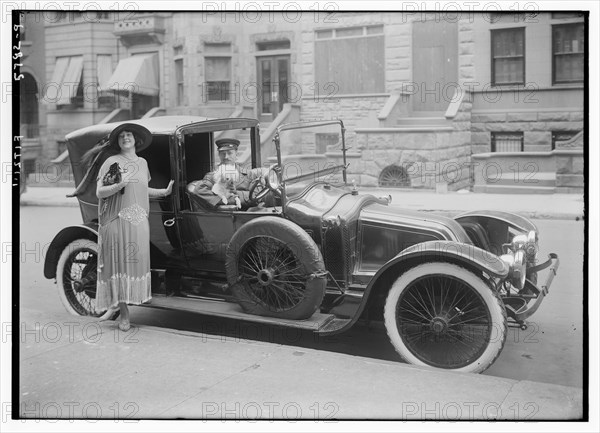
left=226, top=217, right=326, bottom=320
left=56, top=239, right=115, bottom=318
left=239, top=236, right=305, bottom=312
left=384, top=263, right=506, bottom=373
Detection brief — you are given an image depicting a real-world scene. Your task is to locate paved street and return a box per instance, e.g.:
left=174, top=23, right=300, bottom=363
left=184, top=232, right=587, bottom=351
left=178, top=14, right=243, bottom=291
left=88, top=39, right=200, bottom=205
left=18, top=205, right=584, bottom=389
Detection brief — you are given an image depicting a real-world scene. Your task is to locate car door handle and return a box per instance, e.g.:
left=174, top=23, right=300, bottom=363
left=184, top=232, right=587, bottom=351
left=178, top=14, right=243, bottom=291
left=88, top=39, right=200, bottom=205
left=163, top=218, right=175, bottom=227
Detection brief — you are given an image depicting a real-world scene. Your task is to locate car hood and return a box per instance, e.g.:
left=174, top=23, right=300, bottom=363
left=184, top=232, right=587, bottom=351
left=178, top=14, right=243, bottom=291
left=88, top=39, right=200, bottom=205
left=359, top=203, right=471, bottom=243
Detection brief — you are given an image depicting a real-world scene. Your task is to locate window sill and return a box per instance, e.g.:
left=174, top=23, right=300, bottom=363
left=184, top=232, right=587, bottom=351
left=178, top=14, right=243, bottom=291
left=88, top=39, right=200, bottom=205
left=489, top=83, right=526, bottom=88
left=551, top=82, right=584, bottom=88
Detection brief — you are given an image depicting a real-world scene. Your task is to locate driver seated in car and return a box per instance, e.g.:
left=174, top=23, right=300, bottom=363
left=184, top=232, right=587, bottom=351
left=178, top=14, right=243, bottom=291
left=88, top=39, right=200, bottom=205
left=191, top=138, right=269, bottom=210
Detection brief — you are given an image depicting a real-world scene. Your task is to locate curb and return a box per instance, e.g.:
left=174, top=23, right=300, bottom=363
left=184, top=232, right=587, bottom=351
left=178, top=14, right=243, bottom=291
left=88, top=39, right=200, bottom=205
left=416, top=209, right=585, bottom=221
left=19, top=200, right=80, bottom=208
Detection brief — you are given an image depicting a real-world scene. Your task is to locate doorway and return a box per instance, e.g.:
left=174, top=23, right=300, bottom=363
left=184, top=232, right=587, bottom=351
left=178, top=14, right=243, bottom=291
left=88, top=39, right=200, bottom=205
left=257, top=55, right=290, bottom=121
left=412, top=20, right=458, bottom=112
left=20, top=73, right=39, bottom=138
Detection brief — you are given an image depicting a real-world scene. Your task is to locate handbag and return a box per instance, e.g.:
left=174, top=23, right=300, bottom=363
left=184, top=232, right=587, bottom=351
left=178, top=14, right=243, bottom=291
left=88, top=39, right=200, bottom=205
left=103, top=162, right=125, bottom=195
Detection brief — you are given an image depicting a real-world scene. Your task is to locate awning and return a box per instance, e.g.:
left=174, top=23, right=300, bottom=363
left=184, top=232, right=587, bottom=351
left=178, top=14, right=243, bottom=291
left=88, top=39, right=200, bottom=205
left=100, top=54, right=159, bottom=96
left=45, top=56, right=83, bottom=105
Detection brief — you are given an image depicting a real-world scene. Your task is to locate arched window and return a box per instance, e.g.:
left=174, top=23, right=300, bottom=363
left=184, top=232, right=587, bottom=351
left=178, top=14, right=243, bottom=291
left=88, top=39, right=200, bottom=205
left=378, top=165, right=410, bottom=187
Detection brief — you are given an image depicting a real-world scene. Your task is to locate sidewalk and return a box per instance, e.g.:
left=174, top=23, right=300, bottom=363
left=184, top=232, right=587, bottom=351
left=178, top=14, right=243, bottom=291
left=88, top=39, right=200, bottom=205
left=18, top=318, right=583, bottom=420
left=19, top=186, right=585, bottom=220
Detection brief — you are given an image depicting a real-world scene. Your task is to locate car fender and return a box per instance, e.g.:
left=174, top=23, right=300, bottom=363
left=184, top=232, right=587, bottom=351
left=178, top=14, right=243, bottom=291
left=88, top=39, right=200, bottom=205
left=455, top=210, right=537, bottom=233
left=322, top=240, right=508, bottom=335
left=43, top=223, right=99, bottom=280
left=360, top=240, right=508, bottom=307
left=379, top=240, right=510, bottom=279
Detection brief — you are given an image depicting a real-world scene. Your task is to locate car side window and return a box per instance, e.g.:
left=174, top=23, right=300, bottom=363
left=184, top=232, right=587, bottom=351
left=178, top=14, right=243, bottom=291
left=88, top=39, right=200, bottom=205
left=184, top=132, right=213, bottom=182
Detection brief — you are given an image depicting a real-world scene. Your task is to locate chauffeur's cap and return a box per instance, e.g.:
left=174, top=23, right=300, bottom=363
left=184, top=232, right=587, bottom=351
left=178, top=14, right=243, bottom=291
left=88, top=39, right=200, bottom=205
left=215, top=138, right=240, bottom=152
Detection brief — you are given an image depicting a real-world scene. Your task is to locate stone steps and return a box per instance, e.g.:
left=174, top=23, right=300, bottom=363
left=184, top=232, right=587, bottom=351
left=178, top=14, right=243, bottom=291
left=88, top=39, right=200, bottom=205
left=237, top=122, right=269, bottom=156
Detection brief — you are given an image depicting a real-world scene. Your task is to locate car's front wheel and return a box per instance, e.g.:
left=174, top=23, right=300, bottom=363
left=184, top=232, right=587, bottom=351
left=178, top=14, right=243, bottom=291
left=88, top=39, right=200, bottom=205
left=56, top=238, right=117, bottom=320
left=383, top=262, right=507, bottom=374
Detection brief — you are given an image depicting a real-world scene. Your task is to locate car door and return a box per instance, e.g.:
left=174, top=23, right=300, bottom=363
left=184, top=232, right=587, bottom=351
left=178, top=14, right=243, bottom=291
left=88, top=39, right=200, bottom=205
left=139, top=134, right=185, bottom=270
left=181, top=202, right=280, bottom=275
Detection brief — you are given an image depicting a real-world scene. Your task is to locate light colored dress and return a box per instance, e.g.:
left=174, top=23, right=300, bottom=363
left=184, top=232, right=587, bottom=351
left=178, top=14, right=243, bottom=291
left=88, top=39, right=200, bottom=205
left=95, top=154, right=151, bottom=310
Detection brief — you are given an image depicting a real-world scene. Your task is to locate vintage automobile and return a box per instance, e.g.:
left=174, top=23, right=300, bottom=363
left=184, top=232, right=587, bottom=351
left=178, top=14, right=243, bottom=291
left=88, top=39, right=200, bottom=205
left=44, top=116, right=559, bottom=374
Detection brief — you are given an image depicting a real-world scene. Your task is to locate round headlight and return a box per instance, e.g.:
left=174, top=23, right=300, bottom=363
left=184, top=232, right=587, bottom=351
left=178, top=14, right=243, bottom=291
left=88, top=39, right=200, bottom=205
left=500, top=251, right=527, bottom=290
left=511, top=234, right=528, bottom=251
left=267, top=165, right=281, bottom=190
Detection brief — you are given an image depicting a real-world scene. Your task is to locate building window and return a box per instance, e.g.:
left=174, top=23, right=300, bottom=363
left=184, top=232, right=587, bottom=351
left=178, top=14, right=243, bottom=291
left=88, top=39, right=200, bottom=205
left=551, top=131, right=579, bottom=149
left=48, top=56, right=84, bottom=108
left=315, top=133, right=339, bottom=154
left=204, top=43, right=231, bottom=102
left=23, top=159, right=36, bottom=175
left=315, top=25, right=384, bottom=94
left=379, top=165, right=411, bottom=187
left=205, top=58, right=231, bottom=102
left=174, top=58, right=184, bottom=105
left=491, top=28, right=525, bottom=85
left=552, top=23, right=584, bottom=84
left=491, top=132, right=524, bottom=152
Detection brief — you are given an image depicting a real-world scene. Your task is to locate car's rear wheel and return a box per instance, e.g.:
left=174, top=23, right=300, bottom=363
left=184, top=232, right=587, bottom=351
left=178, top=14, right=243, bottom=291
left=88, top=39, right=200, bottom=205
left=226, top=217, right=326, bottom=320
left=56, top=238, right=117, bottom=320
left=383, top=262, right=507, bottom=374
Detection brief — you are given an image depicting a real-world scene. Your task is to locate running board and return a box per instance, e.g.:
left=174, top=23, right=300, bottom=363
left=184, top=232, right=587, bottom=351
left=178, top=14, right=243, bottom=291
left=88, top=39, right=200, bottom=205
left=147, top=295, right=336, bottom=331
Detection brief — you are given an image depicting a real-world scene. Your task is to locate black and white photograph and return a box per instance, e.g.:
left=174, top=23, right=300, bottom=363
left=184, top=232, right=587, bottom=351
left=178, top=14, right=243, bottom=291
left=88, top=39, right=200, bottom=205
left=2, top=0, right=598, bottom=429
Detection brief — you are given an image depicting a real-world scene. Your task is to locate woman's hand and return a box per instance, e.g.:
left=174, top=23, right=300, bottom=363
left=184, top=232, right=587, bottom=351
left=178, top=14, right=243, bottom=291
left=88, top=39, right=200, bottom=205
left=163, top=180, right=174, bottom=197
left=147, top=180, right=175, bottom=198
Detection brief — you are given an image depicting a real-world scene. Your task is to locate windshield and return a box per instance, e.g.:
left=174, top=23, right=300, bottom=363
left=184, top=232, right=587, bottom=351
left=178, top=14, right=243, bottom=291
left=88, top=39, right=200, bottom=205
left=274, top=120, right=348, bottom=192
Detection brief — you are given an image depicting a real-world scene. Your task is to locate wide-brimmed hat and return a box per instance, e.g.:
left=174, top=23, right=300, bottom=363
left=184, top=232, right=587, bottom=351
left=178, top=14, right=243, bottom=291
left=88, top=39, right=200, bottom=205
left=108, top=123, right=152, bottom=152
left=216, top=138, right=240, bottom=152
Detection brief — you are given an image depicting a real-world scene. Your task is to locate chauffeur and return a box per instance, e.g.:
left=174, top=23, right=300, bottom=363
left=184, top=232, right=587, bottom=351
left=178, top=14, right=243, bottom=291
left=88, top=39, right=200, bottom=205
left=192, top=138, right=267, bottom=209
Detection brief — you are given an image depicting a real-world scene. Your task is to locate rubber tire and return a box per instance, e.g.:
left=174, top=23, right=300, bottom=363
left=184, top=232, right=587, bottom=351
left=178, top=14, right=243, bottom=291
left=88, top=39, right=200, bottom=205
left=225, top=217, right=326, bottom=320
left=56, top=238, right=118, bottom=320
left=383, top=262, right=507, bottom=374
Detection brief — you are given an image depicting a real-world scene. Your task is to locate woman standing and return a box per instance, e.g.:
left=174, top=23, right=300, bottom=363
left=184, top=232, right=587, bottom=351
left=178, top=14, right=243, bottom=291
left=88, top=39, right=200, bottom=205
left=84, top=123, right=173, bottom=331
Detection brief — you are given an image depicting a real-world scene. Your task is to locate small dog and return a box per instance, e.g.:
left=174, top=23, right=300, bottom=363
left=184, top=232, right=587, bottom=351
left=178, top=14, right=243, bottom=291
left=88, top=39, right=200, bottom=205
left=211, top=164, right=241, bottom=209
left=103, top=162, right=125, bottom=195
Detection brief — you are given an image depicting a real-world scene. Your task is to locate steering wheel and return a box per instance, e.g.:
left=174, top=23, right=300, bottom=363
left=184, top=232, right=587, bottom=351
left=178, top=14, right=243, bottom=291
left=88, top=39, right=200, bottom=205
left=248, top=168, right=282, bottom=204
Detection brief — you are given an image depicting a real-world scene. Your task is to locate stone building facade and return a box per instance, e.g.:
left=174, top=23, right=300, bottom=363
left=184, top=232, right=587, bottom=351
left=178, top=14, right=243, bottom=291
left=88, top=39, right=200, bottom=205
left=18, top=12, right=46, bottom=173
left=21, top=10, right=585, bottom=192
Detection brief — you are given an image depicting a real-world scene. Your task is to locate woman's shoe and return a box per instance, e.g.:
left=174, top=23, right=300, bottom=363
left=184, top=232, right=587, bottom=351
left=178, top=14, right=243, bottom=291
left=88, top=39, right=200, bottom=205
left=118, top=320, right=131, bottom=332
left=97, top=307, right=118, bottom=322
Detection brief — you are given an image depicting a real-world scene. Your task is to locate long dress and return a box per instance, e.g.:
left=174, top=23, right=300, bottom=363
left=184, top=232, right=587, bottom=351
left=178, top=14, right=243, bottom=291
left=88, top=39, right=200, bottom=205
left=95, top=154, right=152, bottom=311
